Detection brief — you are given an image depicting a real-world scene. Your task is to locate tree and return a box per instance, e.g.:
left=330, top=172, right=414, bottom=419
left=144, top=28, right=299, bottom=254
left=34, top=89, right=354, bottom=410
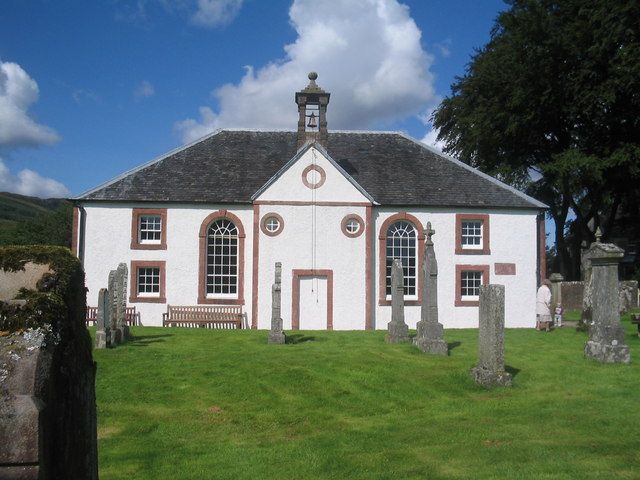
left=432, top=0, right=640, bottom=279
left=10, top=203, right=73, bottom=247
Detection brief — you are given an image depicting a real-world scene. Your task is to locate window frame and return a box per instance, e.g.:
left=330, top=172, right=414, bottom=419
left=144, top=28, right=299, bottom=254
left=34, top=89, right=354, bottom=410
left=129, top=260, right=166, bottom=303
left=198, top=210, right=245, bottom=305
left=260, top=212, right=284, bottom=237
left=378, top=212, right=425, bottom=306
left=455, top=213, right=490, bottom=255
left=131, top=208, right=167, bottom=250
left=341, top=214, right=364, bottom=238
left=455, top=264, right=489, bottom=306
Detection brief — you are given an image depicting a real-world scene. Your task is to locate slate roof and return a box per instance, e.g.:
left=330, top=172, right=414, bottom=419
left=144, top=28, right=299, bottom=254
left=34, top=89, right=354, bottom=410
left=78, top=130, right=545, bottom=209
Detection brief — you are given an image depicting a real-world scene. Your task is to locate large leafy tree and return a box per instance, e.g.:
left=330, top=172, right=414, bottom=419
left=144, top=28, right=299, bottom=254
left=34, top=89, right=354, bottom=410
left=432, top=0, right=640, bottom=278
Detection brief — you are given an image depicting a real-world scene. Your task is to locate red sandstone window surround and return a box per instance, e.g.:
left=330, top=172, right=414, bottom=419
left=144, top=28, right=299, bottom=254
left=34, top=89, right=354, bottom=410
left=341, top=214, right=364, bottom=238
left=129, top=260, right=166, bottom=303
left=455, top=213, right=490, bottom=255
left=131, top=208, right=167, bottom=250
left=455, top=264, right=489, bottom=307
left=378, top=212, right=425, bottom=306
left=198, top=210, right=245, bottom=305
left=260, top=212, right=284, bottom=237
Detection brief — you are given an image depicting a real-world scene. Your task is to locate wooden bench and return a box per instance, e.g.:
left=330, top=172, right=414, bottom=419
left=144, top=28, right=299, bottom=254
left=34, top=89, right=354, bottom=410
left=162, top=305, right=244, bottom=329
left=536, top=319, right=553, bottom=332
left=85, top=306, right=139, bottom=326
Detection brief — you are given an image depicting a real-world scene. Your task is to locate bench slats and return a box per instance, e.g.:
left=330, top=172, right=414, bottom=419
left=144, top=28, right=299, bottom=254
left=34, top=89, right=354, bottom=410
left=163, top=305, right=243, bottom=329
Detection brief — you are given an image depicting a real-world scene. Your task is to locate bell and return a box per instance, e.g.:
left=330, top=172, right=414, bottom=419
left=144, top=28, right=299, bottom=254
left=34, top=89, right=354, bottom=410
left=307, top=112, right=317, bottom=129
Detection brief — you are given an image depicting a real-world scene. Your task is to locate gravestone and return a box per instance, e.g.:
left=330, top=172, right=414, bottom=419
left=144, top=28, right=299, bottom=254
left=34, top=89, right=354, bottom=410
left=386, top=258, right=410, bottom=343
left=116, top=263, right=129, bottom=340
left=414, top=222, right=447, bottom=355
left=584, top=240, right=631, bottom=364
left=549, top=273, right=563, bottom=310
left=95, top=288, right=111, bottom=349
left=578, top=231, right=597, bottom=331
left=108, top=270, right=121, bottom=344
left=268, top=262, right=286, bottom=344
left=471, top=284, right=512, bottom=388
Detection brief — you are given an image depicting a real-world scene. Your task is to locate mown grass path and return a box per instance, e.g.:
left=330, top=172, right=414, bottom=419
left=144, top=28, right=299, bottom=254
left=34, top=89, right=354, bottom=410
left=94, top=315, right=640, bottom=479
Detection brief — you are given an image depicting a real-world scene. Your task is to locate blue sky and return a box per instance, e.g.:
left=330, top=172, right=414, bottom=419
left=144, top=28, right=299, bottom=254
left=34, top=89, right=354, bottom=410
left=0, top=0, right=507, bottom=198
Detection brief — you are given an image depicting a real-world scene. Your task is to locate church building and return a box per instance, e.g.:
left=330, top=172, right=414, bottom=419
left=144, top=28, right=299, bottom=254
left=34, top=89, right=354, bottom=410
left=73, top=73, right=547, bottom=329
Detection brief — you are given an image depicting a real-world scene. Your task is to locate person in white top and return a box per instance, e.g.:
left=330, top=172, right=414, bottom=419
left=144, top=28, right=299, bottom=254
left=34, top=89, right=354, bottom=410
left=536, top=279, right=552, bottom=328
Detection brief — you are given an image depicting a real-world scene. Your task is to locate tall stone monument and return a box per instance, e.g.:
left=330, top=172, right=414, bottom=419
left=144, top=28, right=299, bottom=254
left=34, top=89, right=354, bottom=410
left=578, top=232, right=596, bottom=331
left=116, top=262, right=129, bottom=340
left=268, top=262, right=286, bottom=344
left=471, top=284, right=512, bottom=388
left=414, top=222, right=447, bottom=355
left=386, top=258, right=410, bottom=343
left=108, top=270, right=121, bottom=344
left=95, top=287, right=111, bottom=349
left=584, top=238, right=631, bottom=364
left=549, top=272, right=563, bottom=310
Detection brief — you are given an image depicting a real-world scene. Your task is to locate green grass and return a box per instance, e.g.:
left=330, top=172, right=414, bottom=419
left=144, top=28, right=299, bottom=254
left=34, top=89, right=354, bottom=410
left=94, top=312, right=640, bottom=480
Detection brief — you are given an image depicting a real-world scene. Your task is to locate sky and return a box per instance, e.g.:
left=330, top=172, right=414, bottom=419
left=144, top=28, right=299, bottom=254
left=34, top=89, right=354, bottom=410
left=0, top=0, right=508, bottom=199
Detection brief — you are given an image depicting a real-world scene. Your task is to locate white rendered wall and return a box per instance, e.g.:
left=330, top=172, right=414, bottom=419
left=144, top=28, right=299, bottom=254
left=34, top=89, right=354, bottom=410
left=255, top=203, right=368, bottom=330
left=258, top=147, right=370, bottom=204
left=373, top=208, right=538, bottom=329
left=81, top=203, right=254, bottom=327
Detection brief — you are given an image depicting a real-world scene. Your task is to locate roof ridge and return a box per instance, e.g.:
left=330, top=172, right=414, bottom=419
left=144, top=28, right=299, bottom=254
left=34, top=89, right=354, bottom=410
left=398, top=132, right=548, bottom=209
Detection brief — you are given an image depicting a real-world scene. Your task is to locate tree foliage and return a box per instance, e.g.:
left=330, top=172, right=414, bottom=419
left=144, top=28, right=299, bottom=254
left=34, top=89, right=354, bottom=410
left=432, top=0, right=640, bottom=278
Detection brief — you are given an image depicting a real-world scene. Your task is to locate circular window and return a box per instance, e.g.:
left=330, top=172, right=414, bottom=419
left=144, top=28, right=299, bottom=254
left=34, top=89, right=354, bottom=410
left=341, top=214, right=364, bottom=238
left=302, top=164, right=326, bottom=189
left=260, top=213, right=284, bottom=236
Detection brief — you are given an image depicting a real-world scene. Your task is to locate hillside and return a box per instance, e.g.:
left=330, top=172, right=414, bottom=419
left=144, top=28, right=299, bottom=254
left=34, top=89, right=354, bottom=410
left=0, top=192, right=71, bottom=246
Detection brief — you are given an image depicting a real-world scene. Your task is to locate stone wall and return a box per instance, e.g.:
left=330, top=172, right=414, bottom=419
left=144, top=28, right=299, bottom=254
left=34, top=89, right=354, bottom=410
left=559, top=280, right=638, bottom=311
left=0, top=246, right=98, bottom=480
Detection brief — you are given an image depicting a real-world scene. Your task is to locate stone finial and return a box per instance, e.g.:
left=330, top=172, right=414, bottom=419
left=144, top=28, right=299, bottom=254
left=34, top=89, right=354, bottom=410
left=385, top=259, right=410, bottom=343
left=595, top=227, right=602, bottom=243
left=268, top=262, right=286, bottom=344
left=425, top=221, right=435, bottom=246
left=471, top=284, right=512, bottom=388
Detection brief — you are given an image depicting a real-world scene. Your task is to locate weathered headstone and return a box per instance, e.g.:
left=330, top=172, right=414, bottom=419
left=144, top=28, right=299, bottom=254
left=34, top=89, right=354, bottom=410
left=549, top=272, right=563, bottom=310
left=116, top=263, right=129, bottom=340
left=268, top=262, right=286, bottom=344
left=386, top=258, right=410, bottom=343
left=108, top=270, right=121, bottom=344
left=584, top=240, right=631, bottom=364
left=414, top=222, right=447, bottom=355
left=578, top=232, right=597, bottom=331
left=471, top=284, right=512, bottom=388
left=95, top=288, right=111, bottom=349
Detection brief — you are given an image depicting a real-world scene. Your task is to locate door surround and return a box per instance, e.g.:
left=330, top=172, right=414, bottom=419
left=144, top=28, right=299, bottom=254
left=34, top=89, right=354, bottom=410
left=291, top=269, right=333, bottom=330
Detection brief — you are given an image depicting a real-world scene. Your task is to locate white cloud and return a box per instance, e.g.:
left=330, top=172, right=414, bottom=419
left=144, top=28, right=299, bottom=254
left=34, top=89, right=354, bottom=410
left=134, top=80, right=155, bottom=99
left=191, top=0, right=243, bottom=27
left=175, top=0, right=437, bottom=144
left=421, top=127, right=446, bottom=152
left=0, top=158, right=69, bottom=198
left=0, top=61, right=60, bottom=147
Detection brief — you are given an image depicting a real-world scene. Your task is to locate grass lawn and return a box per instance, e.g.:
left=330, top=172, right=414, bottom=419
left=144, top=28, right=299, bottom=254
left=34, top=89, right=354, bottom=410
left=94, top=311, right=640, bottom=480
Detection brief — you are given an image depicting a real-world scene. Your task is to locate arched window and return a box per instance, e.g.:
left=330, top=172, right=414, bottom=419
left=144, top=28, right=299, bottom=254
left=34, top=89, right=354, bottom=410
left=378, top=212, right=424, bottom=306
left=198, top=210, right=245, bottom=305
left=206, top=219, right=238, bottom=295
left=386, top=221, right=417, bottom=297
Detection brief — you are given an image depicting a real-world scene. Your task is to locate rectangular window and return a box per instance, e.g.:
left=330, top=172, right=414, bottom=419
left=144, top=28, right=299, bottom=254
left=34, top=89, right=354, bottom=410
left=460, top=270, right=482, bottom=298
left=137, top=267, right=160, bottom=295
left=130, top=260, right=166, bottom=303
left=455, top=264, right=489, bottom=306
left=461, top=221, right=482, bottom=248
left=139, top=215, right=162, bottom=243
left=455, top=214, right=490, bottom=255
left=131, top=208, right=167, bottom=250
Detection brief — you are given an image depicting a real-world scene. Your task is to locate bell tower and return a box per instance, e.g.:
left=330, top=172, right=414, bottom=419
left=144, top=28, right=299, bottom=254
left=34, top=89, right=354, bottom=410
left=295, top=72, right=330, bottom=149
